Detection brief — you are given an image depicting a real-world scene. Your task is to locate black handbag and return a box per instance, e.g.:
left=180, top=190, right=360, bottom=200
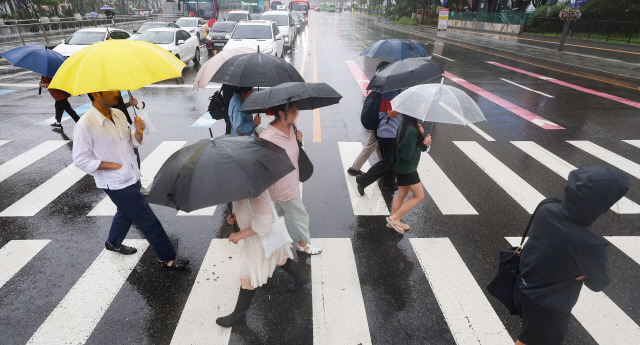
left=293, top=125, right=313, bottom=182
left=486, top=197, right=560, bottom=315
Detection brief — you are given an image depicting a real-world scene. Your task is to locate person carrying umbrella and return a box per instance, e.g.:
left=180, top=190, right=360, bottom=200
left=229, top=87, right=260, bottom=136
left=39, top=76, right=79, bottom=129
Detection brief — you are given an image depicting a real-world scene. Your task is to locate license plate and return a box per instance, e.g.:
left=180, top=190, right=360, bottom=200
left=214, top=43, right=224, bottom=46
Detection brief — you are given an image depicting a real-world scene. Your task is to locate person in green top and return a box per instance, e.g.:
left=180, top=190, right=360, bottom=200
left=386, top=117, right=432, bottom=233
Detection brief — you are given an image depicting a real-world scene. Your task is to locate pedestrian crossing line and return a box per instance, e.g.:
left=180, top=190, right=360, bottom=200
left=26, top=239, right=149, bottom=345
left=191, top=111, right=218, bottom=127
left=337, top=142, right=389, bottom=216
left=410, top=238, right=513, bottom=345
left=567, top=141, right=640, bottom=180
left=0, top=164, right=86, bottom=217
left=0, top=140, right=69, bottom=184
left=88, top=141, right=187, bottom=216
left=170, top=239, right=242, bottom=345
left=0, top=140, right=10, bottom=147
left=37, top=103, right=91, bottom=125
left=312, top=238, right=373, bottom=345
left=622, top=140, right=640, bottom=149
left=0, top=89, right=14, bottom=95
left=604, top=236, right=640, bottom=266
left=417, top=153, right=478, bottom=215
left=177, top=206, right=217, bottom=216
left=454, top=141, right=545, bottom=214
left=0, top=240, right=50, bottom=289
left=467, top=124, right=496, bottom=141
left=512, top=141, right=640, bottom=214
left=505, top=237, right=640, bottom=345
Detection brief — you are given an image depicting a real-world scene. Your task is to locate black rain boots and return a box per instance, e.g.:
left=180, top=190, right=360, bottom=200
left=279, top=258, right=310, bottom=292
left=216, top=288, right=256, bottom=327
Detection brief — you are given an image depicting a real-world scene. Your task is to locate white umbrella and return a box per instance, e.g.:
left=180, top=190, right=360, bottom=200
left=192, top=47, right=255, bottom=90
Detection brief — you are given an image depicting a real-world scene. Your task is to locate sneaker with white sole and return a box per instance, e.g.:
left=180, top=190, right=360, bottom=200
left=140, top=186, right=150, bottom=196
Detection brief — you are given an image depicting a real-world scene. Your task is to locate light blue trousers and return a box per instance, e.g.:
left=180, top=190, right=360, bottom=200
left=273, top=197, right=310, bottom=244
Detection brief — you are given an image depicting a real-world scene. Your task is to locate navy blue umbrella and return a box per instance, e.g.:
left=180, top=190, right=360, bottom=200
left=361, top=39, right=428, bottom=60
left=87, top=12, right=99, bottom=19
left=0, top=45, right=66, bottom=78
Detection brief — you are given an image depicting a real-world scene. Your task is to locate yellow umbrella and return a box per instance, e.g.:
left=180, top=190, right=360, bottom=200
left=49, top=39, right=185, bottom=95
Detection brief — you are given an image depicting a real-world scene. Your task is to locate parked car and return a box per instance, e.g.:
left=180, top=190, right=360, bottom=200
left=260, top=11, right=295, bottom=51
left=131, top=21, right=180, bottom=40
left=226, top=10, right=251, bottom=22
left=175, top=17, right=207, bottom=41
left=53, top=28, right=131, bottom=57
left=206, top=21, right=236, bottom=55
left=138, top=28, right=201, bottom=65
left=223, top=20, right=283, bottom=57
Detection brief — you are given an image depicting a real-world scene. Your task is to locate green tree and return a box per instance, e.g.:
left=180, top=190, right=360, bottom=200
left=581, top=0, right=640, bottom=21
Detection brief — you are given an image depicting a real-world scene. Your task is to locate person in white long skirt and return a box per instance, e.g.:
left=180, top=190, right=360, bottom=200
left=216, top=190, right=309, bottom=327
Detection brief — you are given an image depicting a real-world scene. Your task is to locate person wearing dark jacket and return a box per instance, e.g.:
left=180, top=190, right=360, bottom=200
left=514, top=166, right=629, bottom=345
left=220, top=84, right=235, bottom=135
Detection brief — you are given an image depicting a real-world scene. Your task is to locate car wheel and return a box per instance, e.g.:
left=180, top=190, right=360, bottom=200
left=193, top=47, right=201, bottom=65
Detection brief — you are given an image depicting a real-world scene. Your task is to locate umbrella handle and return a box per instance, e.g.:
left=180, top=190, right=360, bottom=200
left=128, top=91, right=143, bottom=135
left=38, top=87, right=42, bottom=95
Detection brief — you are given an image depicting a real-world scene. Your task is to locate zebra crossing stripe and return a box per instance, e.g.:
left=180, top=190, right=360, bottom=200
left=191, top=112, right=218, bottom=127
left=454, top=141, right=545, bottom=213
left=170, top=239, right=241, bottom=345
left=0, top=164, right=86, bottom=217
left=0, top=140, right=69, bottom=184
left=605, top=236, right=640, bottom=265
left=623, top=140, right=640, bottom=149
left=505, top=237, right=640, bottom=345
left=417, top=153, right=478, bottom=215
left=0, top=240, right=50, bottom=289
left=337, top=142, right=389, bottom=216
left=26, top=239, right=148, bottom=345
left=312, top=238, right=372, bottom=345
left=177, top=206, right=218, bottom=216
left=567, top=141, right=640, bottom=180
left=37, top=103, right=91, bottom=125
left=0, top=89, right=15, bottom=95
left=88, top=141, right=187, bottom=216
left=512, top=141, right=640, bottom=214
left=410, top=238, right=513, bottom=345
left=0, top=140, right=10, bottom=147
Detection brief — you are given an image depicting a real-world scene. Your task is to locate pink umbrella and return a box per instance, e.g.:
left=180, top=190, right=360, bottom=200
left=192, top=47, right=255, bottom=90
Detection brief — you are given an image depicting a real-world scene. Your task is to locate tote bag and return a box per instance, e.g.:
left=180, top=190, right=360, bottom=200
left=247, top=191, right=292, bottom=258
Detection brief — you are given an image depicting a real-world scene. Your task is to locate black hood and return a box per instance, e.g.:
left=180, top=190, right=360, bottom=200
left=560, top=166, right=629, bottom=226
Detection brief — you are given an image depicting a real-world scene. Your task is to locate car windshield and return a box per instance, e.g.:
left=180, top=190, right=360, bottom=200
left=226, top=13, right=247, bottom=22
left=138, top=31, right=174, bottom=44
left=211, top=22, right=235, bottom=32
left=176, top=18, right=197, bottom=27
left=261, top=14, right=288, bottom=26
left=290, top=2, right=308, bottom=11
left=137, top=23, right=167, bottom=33
left=66, top=32, right=105, bottom=45
left=231, top=25, right=271, bottom=39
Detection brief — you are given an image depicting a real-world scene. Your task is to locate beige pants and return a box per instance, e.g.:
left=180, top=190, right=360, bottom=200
left=351, top=130, right=381, bottom=170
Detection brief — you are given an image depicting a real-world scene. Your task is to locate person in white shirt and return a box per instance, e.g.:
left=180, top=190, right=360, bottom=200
left=72, top=90, right=189, bottom=270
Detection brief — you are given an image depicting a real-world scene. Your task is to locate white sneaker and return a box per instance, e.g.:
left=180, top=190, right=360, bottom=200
left=140, top=186, right=150, bottom=196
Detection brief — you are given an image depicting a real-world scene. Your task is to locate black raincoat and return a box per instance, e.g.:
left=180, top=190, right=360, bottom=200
left=517, top=166, right=629, bottom=312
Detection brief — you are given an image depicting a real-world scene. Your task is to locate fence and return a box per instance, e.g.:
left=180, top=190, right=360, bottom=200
left=523, top=17, right=640, bottom=44
left=449, top=11, right=533, bottom=26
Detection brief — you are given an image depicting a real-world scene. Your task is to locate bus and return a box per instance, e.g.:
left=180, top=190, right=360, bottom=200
left=270, top=0, right=283, bottom=10
left=182, top=0, right=242, bottom=27
left=321, top=3, right=336, bottom=12
left=289, top=0, right=310, bottom=18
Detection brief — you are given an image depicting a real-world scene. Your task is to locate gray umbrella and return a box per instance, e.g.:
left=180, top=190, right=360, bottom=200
left=147, top=136, right=295, bottom=212
left=210, top=53, right=304, bottom=87
left=366, top=56, right=446, bottom=93
left=239, top=82, right=342, bottom=113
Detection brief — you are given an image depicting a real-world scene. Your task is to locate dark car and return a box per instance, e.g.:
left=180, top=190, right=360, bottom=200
left=132, top=21, right=180, bottom=40
left=206, top=21, right=237, bottom=55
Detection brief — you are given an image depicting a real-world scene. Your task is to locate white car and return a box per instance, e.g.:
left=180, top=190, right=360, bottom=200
left=260, top=10, right=295, bottom=51
left=223, top=20, right=284, bottom=57
left=138, top=28, right=201, bottom=65
left=226, top=10, right=251, bottom=22
left=175, top=17, right=207, bottom=41
left=53, top=28, right=131, bottom=57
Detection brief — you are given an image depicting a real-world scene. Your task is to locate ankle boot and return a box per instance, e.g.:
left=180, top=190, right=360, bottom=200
left=216, top=288, right=256, bottom=327
left=279, top=258, right=310, bottom=291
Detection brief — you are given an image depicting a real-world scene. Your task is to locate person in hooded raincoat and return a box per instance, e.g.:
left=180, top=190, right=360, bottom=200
left=513, top=166, right=629, bottom=345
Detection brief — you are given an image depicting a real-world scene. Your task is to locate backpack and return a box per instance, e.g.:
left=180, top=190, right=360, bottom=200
left=208, top=91, right=226, bottom=120
left=360, top=91, right=382, bottom=131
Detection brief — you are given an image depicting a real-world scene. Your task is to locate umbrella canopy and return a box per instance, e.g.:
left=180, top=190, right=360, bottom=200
left=147, top=136, right=295, bottom=212
left=87, top=12, right=99, bottom=19
left=366, top=57, right=446, bottom=93
left=390, top=83, right=486, bottom=125
left=192, top=47, right=255, bottom=89
left=100, top=5, right=114, bottom=10
left=49, top=39, right=185, bottom=95
left=211, top=52, right=304, bottom=87
left=361, top=39, right=428, bottom=60
left=239, top=82, right=342, bottom=113
left=0, top=45, right=66, bottom=78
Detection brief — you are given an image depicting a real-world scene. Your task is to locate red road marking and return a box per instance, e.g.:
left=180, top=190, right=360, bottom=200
left=345, top=60, right=370, bottom=96
left=486, top=61, right=640, bottom=109
left=443, top=71, right=565, bottom=130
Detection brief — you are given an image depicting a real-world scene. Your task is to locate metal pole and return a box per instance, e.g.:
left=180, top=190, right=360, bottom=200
left=557, top=20, right=569, bottom=51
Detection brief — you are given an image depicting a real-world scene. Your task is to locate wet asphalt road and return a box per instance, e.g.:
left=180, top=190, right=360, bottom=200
left=1, top=11, right=640, bottom=345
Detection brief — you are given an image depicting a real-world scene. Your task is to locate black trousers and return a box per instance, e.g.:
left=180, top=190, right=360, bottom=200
left=223, top=113, right=232, bottom=135
left=54, top=99, right=79, bottom=123
left=358, top=137, right=397, bottom=188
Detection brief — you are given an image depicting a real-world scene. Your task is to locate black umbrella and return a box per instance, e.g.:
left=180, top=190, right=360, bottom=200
left=239, top=82, right=342, bottom=113
left=366, top=57, right=446, bottom=93
left=210, top=53, right=304, bottom=87
left=147, top=136, right=295, bottom=212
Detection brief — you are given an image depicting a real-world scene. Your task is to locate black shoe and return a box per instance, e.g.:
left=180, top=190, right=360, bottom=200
left=50, top=123, right=62, bottom=130
left=216, top=288, right=256, bottom=327
left=347, top=168, right=363, bottom=176
left=280, top=258, right=310, bottom=292
left=159, top=257, right=190, bottom=270
left=105, top=241, right=137, bottom=255
left=355, top=176, right=366, bottom=196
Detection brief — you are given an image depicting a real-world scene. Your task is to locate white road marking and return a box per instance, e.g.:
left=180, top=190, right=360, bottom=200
left=499, top=78, right=555, bottom=98
left=454, top=141, right=545, bottom=213
left=605, top=236, right=640, bottom=265
left=512, top=141, right=640, bottom=214
left=432, top=53, right=453, bottom=61
left=505, top=237, right=640, bottom=345
left=170, top=239, right=242, bottom=345
left=312, top=238, right=372, bottom=345
left=622, top=140, right=640, bottom=149
left=337, top=142, right=389, bottom=216
left=0, top=140, right=10, bottom=147
left=88, top=141, right=186, bottom=216
left=567, top=140, right=640, bottom=180
left=417, top=153, right=478, bottom=215
left=0, top=240, right=50, bottom=289
left=0, top=70, right=33, bottom=79
left=410, top=238, right=513, bottom=345
left=0, top=164, right=86, bottom=217
left=0, top=140, right=69, bottom=184
left=467, top=124, right=495, bottom=141
left=26, top=239, right=148, bottom=345
left=177, top=206, right=217, bottom=216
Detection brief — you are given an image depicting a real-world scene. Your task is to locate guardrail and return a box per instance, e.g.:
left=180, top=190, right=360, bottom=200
left=523, top=17, right=640, bottom=44
left=449, top=11, right=533, bottom=26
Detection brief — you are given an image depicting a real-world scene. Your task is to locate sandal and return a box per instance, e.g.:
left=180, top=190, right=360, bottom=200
left=296, top=243, right=322, bottom=255
left=386, top=222, right=410, bottom=231
left=385, top=217, right=404, bottom=234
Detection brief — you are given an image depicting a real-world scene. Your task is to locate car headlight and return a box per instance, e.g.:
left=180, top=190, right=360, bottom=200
left=263, top=48, right=273, bottom=54
left=284, top=36, right=289, bottom=44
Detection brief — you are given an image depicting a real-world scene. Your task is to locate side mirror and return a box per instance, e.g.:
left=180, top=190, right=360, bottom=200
left=289, top=22, right=294, bottom=27
left=61, top=39, right=66, bottom=44
left=177, top=39, right=185, bottom=45
left=275, top=34, right=282, bottom=40
left=133, top=29, right=137, bottom=33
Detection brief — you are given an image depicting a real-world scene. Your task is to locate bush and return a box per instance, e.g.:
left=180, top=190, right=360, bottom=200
left=534, top=4, right=566, bottom=18
left=397, top=16, right=411, bottom=25
left=408, top=18, right=417, bottom=25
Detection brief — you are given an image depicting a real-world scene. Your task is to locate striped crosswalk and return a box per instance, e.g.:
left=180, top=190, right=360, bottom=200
left=0, top=240, right=50, bottom=289
left=0, top=140, right=69, bottom=184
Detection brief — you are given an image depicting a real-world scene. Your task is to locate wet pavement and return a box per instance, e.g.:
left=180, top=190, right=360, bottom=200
left=1, top=11, right=640, bottom=345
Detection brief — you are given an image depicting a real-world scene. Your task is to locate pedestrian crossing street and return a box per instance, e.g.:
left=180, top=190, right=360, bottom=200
left=3, top=236, right=640, bottom=345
